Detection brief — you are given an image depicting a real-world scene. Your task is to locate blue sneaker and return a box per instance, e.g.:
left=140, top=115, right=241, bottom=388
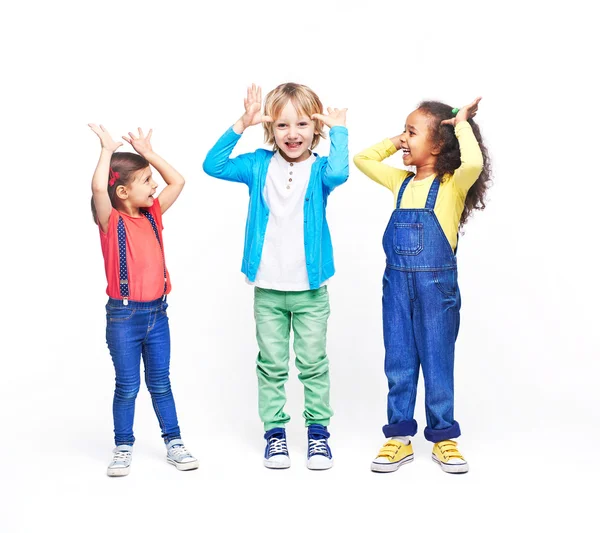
left=307, top=424, right=333, bottom=470
left=264, top=427, right=290, bottom=469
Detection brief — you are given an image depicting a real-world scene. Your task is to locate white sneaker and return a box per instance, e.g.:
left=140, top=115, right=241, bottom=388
left=107, top=445, right=133, bottom=477
left=166, top=439, right=199, bottom=471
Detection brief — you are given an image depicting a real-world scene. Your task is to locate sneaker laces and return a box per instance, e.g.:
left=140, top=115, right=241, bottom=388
left=111, top=450, right=131, bottom=464
left=308, top=438, right=328, bottom=457
left=268, top=436, right=288, bottom=456
left=169, top=444, right=193, bottom=460
left=436, top=440, right=464, bottom=461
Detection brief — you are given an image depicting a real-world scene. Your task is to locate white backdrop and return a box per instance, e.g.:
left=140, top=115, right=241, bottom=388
left=2, top=0, right=598, bottom=531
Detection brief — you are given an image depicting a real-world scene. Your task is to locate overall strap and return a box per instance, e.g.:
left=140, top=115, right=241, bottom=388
left=395, top=174, right=415, bottom=209
left=424, top=177, right=441, bottom=210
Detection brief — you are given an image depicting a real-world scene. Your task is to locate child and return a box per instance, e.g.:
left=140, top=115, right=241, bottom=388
left=354, top=98, right=491, bottom=474
left=90, top=124, right=198, bottom=476
left=202, top=83, right=348, bottom=470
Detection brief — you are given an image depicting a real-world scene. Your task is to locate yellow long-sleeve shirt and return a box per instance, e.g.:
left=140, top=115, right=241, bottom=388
left=353, top=122, right=483, bottom=250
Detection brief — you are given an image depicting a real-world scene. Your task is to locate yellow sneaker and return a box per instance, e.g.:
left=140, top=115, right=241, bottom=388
left=371, top=439, right=414, bottom=473
left=432, top=440, right=469, bottom=474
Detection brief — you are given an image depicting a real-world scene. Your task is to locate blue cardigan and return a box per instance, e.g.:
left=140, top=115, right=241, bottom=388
left=203, top=125, right=349, bottom=289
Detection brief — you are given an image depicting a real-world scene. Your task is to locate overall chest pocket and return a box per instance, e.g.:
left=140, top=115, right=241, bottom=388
left=393, top=223, right=423, bottom=255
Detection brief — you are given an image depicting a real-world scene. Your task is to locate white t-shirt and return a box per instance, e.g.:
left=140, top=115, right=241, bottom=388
left=248, top=150, right=316, bottom=291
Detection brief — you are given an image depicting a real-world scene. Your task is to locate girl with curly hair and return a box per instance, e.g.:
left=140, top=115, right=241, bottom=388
left=354, top=97, right=491, bottom=474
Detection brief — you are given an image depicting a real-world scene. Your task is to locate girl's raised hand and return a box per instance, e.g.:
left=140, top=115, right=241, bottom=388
left=122, top=128, right=153, bottom=157
left=88, top=123, right=123, bottom=152
left=441, top=97, right=482, bottom=127
left=311, top=107, right=348, bottom=128
left=240, top=84, right=273, bottom=130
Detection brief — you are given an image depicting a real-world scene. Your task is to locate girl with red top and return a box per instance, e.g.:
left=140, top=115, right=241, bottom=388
left=89, top=124, right=198, bottom=477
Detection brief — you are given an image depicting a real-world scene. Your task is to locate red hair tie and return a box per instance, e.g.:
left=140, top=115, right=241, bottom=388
left=108, top=168, right=120, bottom=187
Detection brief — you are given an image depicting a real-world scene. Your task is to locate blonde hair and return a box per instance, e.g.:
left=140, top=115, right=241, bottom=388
left=263, top=82, right=325, bottom=149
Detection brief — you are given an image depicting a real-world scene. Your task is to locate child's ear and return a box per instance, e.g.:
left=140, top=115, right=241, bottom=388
left=115, top=185, right=128, bottom=200
left=430, top=144, right=441, bottom=156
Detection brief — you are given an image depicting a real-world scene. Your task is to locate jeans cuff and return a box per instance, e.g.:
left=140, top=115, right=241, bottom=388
left=383, top=419, right=418, bottom=438
left=424, top=421, right=461, bottom=443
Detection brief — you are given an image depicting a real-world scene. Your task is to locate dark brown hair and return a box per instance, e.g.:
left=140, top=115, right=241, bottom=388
left=91, top=152, right=149, bottom=224
left=418, top=101, right=492, bottom=227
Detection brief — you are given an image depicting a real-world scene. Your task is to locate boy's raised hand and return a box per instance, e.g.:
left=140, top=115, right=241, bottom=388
left=88, top=123, right=123, bottom=152
left=122, top=127, right=153, bottom=157
left=441, top=97, right=481, bottom=127
left=311, top=107, right=347, bottom=129
left=236, top=84, right=273, bottom=133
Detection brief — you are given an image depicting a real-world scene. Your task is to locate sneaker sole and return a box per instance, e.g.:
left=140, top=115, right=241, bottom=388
left=431, top=454, right=469, bottom=474
left=371, top=453, right=414, bottom=473
left=306, top=458, right=333, bottom=471
left=107, top=466, right=130, bottom=477
left=167, top=458, right=199, bottom=471
left=263, top=457, right=291, bottom=469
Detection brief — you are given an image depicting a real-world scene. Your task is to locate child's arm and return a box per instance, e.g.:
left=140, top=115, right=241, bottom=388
left=202, top=84, right=272, bottom=184
left=441, top=97, right=484, bottom=194
left=89, top=124, right=122, bottom=232
left=353, top=137, right=410, bottom=192
left=122, top=128, right=184, bottom=215
left=311, top=107, right=349, bottom=191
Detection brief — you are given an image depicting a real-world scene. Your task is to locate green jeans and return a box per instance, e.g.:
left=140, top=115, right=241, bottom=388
left=254, top=286, right=333, bottom=431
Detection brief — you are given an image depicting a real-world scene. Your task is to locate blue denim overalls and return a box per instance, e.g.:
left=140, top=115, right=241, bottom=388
left=381, top=175, right=461, bottom=442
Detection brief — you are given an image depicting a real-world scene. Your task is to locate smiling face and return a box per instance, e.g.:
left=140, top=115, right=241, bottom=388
left=272, top=100, right=316, bottom=162
left=263, top=83, right=325, bottom=160
left=124, top=166, right=157, bottom=209
left=398, top=109, right=439, bottom=169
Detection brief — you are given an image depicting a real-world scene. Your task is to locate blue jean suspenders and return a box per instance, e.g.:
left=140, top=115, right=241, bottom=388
left=117, top=210, right=167, bottom=305
left=380, top=175, right=462, bottom=443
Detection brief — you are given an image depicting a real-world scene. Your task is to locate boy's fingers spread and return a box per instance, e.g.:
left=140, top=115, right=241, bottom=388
left=262, top=115, right=273, bottom=123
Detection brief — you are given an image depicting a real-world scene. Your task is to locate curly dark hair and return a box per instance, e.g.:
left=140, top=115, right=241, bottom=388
left=417, top=101, right=492, bottom=227
left=91, top=152, right=149, bottom=224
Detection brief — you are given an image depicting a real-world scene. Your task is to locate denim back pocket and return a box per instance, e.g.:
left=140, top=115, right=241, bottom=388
left=393, top=223, right=424, bottom=255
